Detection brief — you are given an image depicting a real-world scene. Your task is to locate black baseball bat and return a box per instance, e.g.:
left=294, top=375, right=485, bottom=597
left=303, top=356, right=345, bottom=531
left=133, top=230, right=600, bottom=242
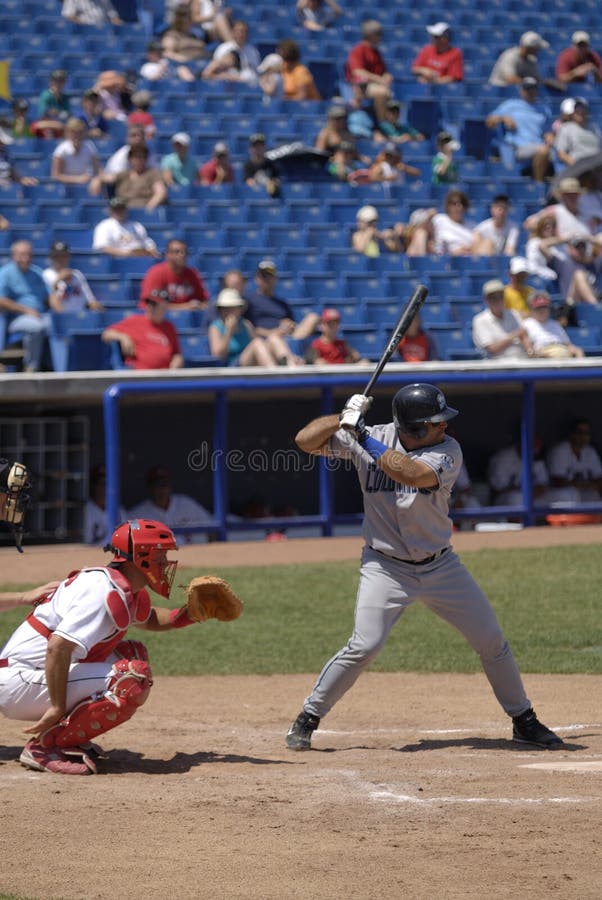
left=362, top=283, right=429, bottom=397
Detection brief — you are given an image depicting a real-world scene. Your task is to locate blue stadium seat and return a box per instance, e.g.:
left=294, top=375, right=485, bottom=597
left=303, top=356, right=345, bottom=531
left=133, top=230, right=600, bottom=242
left=426, top=273, right=469, bottom=300
left=245, top=201, right=290, bottom=226
left=51, top=227, right=96, bottom=250
left=323, top=251, right=370, bottom=275
left=36, top=202, right=85, bottom=226
left=0, top=204, right=38, bottom=225
left=407, top=99, right=442, bottom=138
left=340, top=275, right=389, bottom=301
left=179, top=334, right=221, bottom=367
left=86, top=277, right=128, bottom=307
left=222, top=225, right=266, bottom=250
left=419, top=301, right=455, bottom=327
left=281, top=251, right=330, bottom=274
left=108, top=257, right=154, bottom=278
left=305, top=224, right=351, bottom=250
left=339, top=325, right=382, bottom=360
left=165, top=309, right=204, bottom=330
left=183, top=227, right=227, bottom=251
left=428, top=325, right=480, bottom=360
left=316, top=300, right=367, bottom=326
left=566, top=325, right=602, bottom=352
left=364, top=300, right=404, bottom=327
left=49, top=330, right=112, bottom=372
left=197, top=249, right=240, bottom=275
left=575, top=305, right=602, bottom=330
left=204, top=201, right=247, bottom=226
left=384, top=274, right=428, bottom=299
left=49, top=310, right=103, bottom=337
left=264, top=225, right=307, bottom=249
left=298, top=273, right=343, bottom=300
left=451, top=300, right=484, bottom=326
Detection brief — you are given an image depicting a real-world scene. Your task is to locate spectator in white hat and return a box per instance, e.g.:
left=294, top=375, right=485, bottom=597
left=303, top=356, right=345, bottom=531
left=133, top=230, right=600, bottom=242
left=523, top=177, right=596, bottom=241
left=411, top=22, right=464, bottom=85
left=208, top=288, right=280, bottom=367
left=489, top=32, right=549, bottom=87
left=161, top=132, right=199, bottom=187
left=472, top=279, right=533, bottom=360
left=199, top=142, right=235, bottom=185
left=504, top=257, right=535, bottom=318
left=555, top=98, right=602, bottom=165
left=552, top=97, right=577, bottom=136
left=555, top=31, right=602, bottom=85
left=351, top=205, right=405, bottom=256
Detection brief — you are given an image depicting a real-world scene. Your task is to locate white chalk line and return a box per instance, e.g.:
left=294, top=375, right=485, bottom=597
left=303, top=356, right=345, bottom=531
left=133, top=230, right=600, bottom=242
left=369, top=789, right=594, bottom=806
left=520, top=761, right=602, bottom=772
left=319, top=723, right=601, bottom=737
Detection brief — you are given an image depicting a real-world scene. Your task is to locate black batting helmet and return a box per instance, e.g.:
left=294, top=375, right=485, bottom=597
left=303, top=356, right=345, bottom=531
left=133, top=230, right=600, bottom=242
left=392, top=383, right=458, bottom=438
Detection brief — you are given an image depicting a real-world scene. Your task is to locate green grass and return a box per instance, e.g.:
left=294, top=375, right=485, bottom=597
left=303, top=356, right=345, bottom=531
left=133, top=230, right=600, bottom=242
left=1, top=546, right=601, bottom=676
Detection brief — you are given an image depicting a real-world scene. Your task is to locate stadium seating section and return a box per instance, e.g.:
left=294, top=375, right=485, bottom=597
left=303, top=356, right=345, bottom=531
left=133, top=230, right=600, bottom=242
left=1, top=0, right=602, bottom=368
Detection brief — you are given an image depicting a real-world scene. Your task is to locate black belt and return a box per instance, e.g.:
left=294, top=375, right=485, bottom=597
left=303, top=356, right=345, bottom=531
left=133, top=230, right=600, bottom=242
left=371, top=547, right=449, bottom=566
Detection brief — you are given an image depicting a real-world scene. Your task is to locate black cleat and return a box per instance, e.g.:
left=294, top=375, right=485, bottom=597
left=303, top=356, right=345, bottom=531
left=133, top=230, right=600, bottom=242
left=286, top=710, right=320, bottom=750
left=512, top=708, right=564, bottom=749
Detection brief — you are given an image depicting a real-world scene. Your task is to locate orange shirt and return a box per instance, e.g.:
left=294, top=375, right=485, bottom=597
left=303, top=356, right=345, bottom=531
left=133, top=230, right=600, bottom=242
left=282, top=64, right=321, bottom=100
left=398, top=332, right=432, bottom=362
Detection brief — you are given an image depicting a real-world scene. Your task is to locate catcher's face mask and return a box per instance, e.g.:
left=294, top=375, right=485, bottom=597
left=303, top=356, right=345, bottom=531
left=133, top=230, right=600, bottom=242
left=106, top=519, right=178, bottom=598
left=0, top=459, right=31, bottom=553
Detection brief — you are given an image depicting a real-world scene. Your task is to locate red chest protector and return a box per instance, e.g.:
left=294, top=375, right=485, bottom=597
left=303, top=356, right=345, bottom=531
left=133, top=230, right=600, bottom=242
left=26, top=567, right=151, bottom=663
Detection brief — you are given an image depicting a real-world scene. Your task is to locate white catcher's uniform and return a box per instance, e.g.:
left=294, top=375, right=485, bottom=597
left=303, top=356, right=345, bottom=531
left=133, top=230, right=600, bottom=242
left=0, top=568, right=150, bottom=721
left=303, top=424, right=531, bottom=719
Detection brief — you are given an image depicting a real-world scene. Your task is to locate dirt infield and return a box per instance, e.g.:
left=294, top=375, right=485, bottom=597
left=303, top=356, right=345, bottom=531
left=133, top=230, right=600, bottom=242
left=1, top=528, right=601, bottom=900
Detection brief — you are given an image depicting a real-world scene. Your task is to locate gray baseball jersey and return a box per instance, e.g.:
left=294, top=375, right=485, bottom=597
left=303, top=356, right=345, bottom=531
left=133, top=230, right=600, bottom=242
left=329, top=423, right=461, bottom=560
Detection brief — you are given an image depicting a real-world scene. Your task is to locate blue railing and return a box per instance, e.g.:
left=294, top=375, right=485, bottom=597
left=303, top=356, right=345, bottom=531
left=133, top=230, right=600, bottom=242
left=103, top=367, right=602, bottom=541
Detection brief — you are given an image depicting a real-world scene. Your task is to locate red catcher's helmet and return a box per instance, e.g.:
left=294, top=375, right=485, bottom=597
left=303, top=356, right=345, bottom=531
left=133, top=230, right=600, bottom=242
left=105, top=519, right=178, bottom=598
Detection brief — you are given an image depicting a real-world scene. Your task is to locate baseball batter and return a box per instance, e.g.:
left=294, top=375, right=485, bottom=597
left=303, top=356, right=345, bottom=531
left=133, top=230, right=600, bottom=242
left=286, top=384, right=563, bottom=751
left=0, top=518, right=204, bottom=775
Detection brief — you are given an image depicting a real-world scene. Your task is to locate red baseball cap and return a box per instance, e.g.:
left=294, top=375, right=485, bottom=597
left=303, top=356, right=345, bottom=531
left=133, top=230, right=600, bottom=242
left=321, top=308, right=341, bottom=322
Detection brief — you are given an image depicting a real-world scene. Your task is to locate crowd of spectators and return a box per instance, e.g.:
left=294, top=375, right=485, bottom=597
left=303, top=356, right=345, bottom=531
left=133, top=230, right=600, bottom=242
left=2, top=5, right=602, bottom=378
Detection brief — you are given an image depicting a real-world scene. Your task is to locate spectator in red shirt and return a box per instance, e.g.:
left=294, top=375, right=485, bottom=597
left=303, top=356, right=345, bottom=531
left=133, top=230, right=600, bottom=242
left=344, top=20, right=393, bottom=123
left=102, top=289, right=183, bottom=370
left=305, top=308, right=369, bottom=365
left=398, top=313, right=439, bottom=362
left=138, top=239, right=209, bottom=310
left=555, top=31, right=602, bottom=85
left=411, top=22, right=464, bottom=85
left=199, top=142, right=236, bottom=185
left=127, top=90, right=156, bottom=139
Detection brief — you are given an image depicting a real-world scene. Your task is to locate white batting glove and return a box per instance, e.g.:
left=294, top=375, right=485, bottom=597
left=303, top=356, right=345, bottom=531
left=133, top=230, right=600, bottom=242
left=339, top=394, right=373, bottom=431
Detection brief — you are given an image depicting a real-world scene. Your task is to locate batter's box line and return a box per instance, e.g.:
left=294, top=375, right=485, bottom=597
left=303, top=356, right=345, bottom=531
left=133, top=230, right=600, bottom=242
left=369, top=790, right=596, bottom=806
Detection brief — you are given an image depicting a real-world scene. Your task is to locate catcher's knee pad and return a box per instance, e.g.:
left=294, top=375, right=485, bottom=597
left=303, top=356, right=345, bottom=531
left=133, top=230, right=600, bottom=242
left=40, top=659, right=153, bottom=749
left=114, top=639, right=149, bottom=661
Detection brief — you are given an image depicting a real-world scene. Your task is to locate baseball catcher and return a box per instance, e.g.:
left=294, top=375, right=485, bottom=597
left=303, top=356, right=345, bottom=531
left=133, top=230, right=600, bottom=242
left=0, top=519, right=242, bottom=776
left=0, top=458, right=31, bottom=552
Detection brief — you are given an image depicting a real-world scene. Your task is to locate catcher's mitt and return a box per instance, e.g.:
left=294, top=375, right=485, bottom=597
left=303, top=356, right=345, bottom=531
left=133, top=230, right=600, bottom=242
left=186, top=576, right=243, bottom=623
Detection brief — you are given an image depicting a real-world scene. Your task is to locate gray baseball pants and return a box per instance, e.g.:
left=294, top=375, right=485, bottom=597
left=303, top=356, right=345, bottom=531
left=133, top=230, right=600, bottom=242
left=304, top=547, right=531, bottom=720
